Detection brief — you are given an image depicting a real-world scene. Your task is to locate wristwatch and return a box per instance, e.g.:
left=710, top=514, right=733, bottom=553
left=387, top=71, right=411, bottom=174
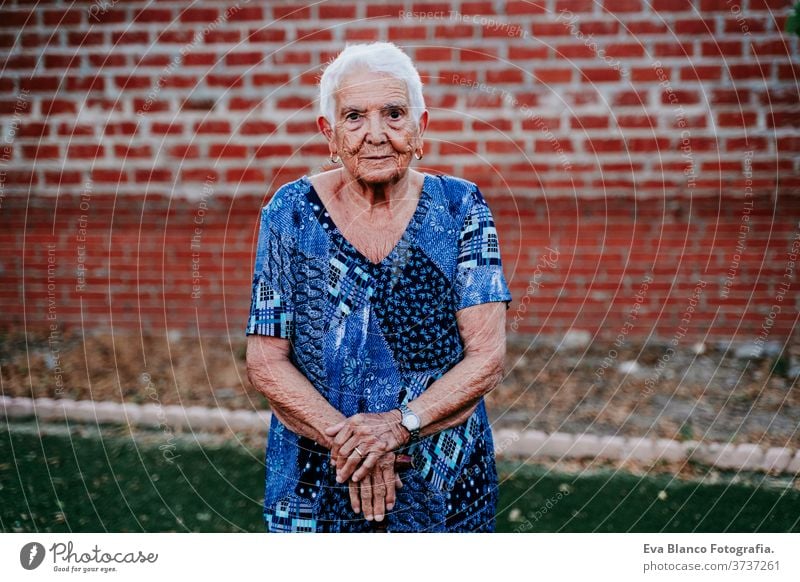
left=398, top=404, right=421, bottom=443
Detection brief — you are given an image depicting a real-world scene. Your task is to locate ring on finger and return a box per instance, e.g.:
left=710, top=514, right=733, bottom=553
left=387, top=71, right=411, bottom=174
left=354, top=446, right=364, bottom=457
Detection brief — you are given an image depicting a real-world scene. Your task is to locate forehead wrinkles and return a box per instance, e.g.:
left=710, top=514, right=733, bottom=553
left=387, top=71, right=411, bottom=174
left=336, top=73, right=409, bottom=113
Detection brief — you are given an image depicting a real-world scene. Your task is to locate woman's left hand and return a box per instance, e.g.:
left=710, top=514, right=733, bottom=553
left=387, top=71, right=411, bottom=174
left=324, top=411, right=410, bottom=483
left=348, top=451, right=403, bottom=521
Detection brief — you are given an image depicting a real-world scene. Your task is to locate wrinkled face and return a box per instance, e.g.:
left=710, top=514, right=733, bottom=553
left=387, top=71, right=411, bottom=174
left=321, top=69, right=426, bottom=186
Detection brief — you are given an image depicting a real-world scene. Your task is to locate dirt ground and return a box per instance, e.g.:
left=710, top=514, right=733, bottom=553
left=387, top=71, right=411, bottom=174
left=2, top=329, right=799, bottom=450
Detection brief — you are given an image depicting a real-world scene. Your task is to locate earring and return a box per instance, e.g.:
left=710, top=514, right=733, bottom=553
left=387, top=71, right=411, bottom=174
left=330, top=153, right=340, bottom=163
left=414, top=148, right=423, bottom=160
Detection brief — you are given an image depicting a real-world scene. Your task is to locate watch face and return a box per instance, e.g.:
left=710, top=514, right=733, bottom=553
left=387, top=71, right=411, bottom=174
left=404, top=411, right=420, bottom=431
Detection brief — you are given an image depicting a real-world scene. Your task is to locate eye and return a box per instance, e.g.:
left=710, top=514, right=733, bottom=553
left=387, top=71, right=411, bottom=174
left=387, top=109, right=403, bottom=120
left=345, top=111, right=361, bottom=121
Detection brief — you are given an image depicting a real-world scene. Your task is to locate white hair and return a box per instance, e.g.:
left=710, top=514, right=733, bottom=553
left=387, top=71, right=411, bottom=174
left=318, top=42, right=426, bottom=127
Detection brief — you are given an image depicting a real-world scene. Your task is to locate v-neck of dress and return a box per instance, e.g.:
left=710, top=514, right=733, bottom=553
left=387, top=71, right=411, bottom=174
left=301, top=173, right=432, bottom=268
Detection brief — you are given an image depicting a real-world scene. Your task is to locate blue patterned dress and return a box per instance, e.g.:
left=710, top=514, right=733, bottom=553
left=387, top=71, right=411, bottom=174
left=245, top=172, right=513, bottom=532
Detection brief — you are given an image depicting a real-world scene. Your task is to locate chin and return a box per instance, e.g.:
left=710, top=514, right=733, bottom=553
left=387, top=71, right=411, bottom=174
left=354, top=163, right=407, bottom=184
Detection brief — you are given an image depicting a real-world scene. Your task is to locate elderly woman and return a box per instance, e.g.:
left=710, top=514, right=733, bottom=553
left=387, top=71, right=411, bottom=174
left=245, top=42, right=513, bottom=532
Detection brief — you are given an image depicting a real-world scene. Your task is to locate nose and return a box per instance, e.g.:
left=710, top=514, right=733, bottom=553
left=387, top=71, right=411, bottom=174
left=365, top=112, right=387, bottom=145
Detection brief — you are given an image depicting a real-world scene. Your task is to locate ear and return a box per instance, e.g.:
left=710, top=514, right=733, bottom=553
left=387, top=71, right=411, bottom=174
left=416, top=109, right=429, bottom=136
left=317, top=115, right=335, bottom=144
left=414, top=109, right=429, bottom=153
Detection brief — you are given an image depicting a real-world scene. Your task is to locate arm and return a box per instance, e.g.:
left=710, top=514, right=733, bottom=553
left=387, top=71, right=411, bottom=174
left=327, top=300, right=507, bottom=483
left=247, top=335, right=403, bottom=522
left=403, top=300, right=507, bottom=437
left=246, top=334, right=346, bottom=450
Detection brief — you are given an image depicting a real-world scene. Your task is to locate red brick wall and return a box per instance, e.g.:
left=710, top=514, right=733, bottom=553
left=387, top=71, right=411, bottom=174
left=1, top=1, right=799, bottom=345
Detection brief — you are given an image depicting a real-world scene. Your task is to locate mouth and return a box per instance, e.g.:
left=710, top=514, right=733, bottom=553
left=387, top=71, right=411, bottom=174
left=361, top=155, right=393, bottom=160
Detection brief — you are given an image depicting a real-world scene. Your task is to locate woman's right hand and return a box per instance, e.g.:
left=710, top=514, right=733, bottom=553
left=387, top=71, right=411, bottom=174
left=348, top=451, right=403, bottom=522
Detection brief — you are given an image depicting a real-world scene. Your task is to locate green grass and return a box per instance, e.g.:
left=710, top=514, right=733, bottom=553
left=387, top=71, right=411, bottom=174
left=1, top=424, right=264, bottom=532
left=496, top=463, right=800, bottom=532
left=2, top=424, right=798, bottom=532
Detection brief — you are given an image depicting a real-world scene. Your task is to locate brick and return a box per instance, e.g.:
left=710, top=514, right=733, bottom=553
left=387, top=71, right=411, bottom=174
left=482, top=23, right=526, bottom=38
left=486, top=69, right=525, bottom=83
left=532, top=22, right=570, bottom=36
left=653, top=439, right=686, bottom=462
left=674, top=18, right=715, bottom=34
left=319, top=4, right=357, bottom=19
left=183, top=53, right=217, bottom=67
left=758, top=447, right=791, bottom=473
left=569, top=434, right=602, bottom=458
left=556, top=0, right=594, bottom=12
left=366, top=4, right=403, bottom=17
left=533, top=68, right=572, bottom=83
left=415, top=47, right=453, bottom=61
left=248, top=29, right=287, bottom=43
left=571, top=115, right=609, bottom=129
left=625, top=437, right=657, bottom=462
left=604, top=43, right=645, bottom=58
left=733, top=444, right=765, bottom=471
left=495, top=429, right=542, bottom=457
left=388, top=26, right=427, bottom=40
left=203, top=28, right=242, bottom=44
left=112, top=31, right=149, bottom=45
left=461, top=2, right=496, bottom=15
left=680, top=66, right=722, bottom=81
left=555, top=44, right=597, bottom=59
left=702, top=41, right=742, bottom=57
left=209, top=144, right=248, bottom=159
left=711, top=88, right=750, bottom=105
left=439, top=141, right=479, bottom=155
left=538, top=432, right=575, bottom=458
left=296, top=28, right=334, bottom=42
left=435, top=24, right=474, bottom=38
left=596, top=436, right=627, bottom=459
left=729, top=64, right=769, bottom=80
left=654, top=42, right=694, bottom=57
left=767, top=112, right=800, bottom=128
left=580, top=68, right=622, bottom=82
left=723, top=17, right=767, bottom=33
left=272, top=5, right=311, bottom=19
left=617, top=115, right=655, bottom=128
left=459, top=47, right=499, bottom=61
left=194, top=120, right=232, bottom=134
left=661, top=90, right=700, bottom=104
left=345, top=28, right=380, bottom=41
left=508, top=46, right=549, bottom=59
left=180, top=8, right=219, bottom=23
left=651, top=0, right=693, bottom=10
left=225, top=52, right=264, bottom=66
left=585, top=138, right=625, bottom=152
left=700, top=0, right=735, bottom=9
left=787, top=450, right=800, bottom=474
left=506, top=1, right=547, bottom=14
left=602, top=0, right=642, bottom=12
left=485, top=140, right=525, bottom=153
left=134, top=8, right=173, bottom=23
left=43, top=9, right=83, bottom=25
left=718, top=111, right=758, bottom=127
left=627, top=21, right=668, bottom=33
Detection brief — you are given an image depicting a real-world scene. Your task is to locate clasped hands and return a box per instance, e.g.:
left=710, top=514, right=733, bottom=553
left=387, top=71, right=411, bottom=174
left=323, top=410, right=411, bottom=523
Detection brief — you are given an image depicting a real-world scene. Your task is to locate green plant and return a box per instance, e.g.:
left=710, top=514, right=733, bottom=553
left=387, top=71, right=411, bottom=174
left=770, top=352, right=790, bottom=378
left=787, top=2, right=800, bottom=36
left=678, top=420, right=695, bottom=442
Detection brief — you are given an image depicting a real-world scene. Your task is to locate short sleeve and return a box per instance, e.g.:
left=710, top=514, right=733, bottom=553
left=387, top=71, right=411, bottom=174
left=245, top=199, right=295, bottom=339
left=452, top=187, right=513, bottom=312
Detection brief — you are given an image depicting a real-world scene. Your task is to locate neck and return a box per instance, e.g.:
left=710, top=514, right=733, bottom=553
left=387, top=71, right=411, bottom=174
left=338, top=170, right=419, bottom=214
